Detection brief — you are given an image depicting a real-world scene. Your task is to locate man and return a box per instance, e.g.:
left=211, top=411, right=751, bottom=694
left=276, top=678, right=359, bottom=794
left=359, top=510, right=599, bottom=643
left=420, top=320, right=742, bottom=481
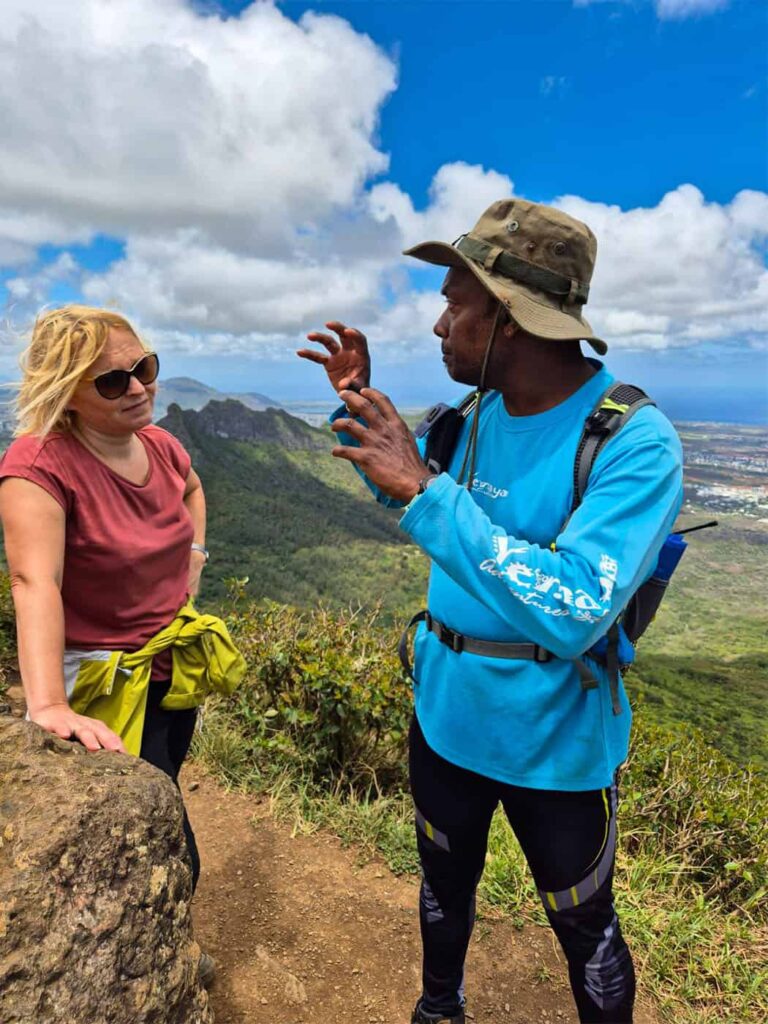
left=297, top=199, right=683, bottom=1024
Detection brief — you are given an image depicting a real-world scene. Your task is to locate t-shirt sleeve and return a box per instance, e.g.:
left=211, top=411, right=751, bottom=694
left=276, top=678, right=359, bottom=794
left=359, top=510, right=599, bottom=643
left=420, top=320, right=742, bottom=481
left=146, top=426, right=192, bottom=479
left=0, top=436, right=71, bottom=511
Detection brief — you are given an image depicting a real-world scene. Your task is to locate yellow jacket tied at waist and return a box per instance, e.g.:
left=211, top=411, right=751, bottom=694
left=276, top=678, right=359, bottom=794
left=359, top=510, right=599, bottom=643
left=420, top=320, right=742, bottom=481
left=62, top=602, right=246, bottom=755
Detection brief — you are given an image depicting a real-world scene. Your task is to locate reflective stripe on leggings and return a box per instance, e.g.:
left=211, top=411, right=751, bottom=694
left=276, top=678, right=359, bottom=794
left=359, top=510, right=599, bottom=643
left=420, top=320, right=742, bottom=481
left=415, top=805, right=451, bottom=852
left=539, top=782, right=617, bottom=912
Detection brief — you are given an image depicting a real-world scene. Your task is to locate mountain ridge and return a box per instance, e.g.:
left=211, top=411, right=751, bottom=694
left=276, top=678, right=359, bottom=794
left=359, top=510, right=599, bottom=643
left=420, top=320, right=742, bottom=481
left=153, top=376, right=282, bottom=420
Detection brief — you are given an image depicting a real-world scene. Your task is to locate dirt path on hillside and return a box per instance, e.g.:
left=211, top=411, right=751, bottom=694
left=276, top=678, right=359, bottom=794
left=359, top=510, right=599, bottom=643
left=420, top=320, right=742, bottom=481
left=183, top=770, right=661, bottom=1024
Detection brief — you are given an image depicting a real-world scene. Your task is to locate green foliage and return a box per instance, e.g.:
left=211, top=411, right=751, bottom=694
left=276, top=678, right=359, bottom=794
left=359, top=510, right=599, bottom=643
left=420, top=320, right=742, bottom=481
left=622, top=714, right=767, bottom=914
left=221, top=600, right=412, bottom=793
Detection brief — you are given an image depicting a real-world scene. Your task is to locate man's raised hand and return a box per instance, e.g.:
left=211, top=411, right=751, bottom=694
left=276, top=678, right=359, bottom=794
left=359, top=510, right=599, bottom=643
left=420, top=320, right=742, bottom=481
left=331, top=388, right=429, bottom=503
left=297, top=321, right=371, bottom=395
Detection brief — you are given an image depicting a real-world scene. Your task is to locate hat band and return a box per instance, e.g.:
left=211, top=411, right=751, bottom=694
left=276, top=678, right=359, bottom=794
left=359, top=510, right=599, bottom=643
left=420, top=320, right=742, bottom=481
left=456, top=235, right=590, bottom=306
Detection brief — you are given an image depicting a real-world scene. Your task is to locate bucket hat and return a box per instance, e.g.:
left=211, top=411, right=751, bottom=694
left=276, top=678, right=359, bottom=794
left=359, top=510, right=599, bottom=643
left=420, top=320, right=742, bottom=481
left=404, top=198, right=607, bottom=355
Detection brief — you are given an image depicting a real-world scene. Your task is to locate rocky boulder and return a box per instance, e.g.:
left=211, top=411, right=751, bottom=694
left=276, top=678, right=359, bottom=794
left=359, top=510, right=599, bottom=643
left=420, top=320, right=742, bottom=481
left=0, top=717, right=213, bottom=1024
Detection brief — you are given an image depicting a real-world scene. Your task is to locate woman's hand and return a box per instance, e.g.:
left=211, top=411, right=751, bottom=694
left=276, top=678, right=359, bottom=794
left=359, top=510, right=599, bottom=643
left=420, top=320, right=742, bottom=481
left=297, top=321, right=371, bottom=395
left=29, top=702, right=127, bottom=753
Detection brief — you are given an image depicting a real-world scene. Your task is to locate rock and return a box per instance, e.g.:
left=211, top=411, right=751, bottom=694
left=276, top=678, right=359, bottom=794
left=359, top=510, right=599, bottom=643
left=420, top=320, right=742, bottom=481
left=0, top=717, right=212, bottom=1024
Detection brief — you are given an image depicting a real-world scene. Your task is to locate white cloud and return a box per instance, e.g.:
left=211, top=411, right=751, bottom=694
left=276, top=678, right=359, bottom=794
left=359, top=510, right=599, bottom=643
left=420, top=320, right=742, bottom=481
left=80, top=229, right=392, bottom=335
left=0, top=0, right=396, bottom=251
left=574, top=0, right=730, bottom=18
left=369, top=162, right=515, bottom=248
left=540, top=76, right=569, bottom=97
left=654, top=0, right=730, bottom=19
left=554, top=185, right=768, bottom=349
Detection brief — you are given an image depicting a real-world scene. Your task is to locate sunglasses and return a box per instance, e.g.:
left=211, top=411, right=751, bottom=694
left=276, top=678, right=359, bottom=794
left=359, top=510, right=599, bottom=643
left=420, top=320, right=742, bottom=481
left=86, top=352, right=160, bottom=400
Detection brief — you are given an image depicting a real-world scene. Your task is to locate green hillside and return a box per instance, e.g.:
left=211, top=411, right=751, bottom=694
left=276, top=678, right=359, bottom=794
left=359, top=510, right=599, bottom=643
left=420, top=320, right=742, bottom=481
left=158, top=401, right=430, bottom=615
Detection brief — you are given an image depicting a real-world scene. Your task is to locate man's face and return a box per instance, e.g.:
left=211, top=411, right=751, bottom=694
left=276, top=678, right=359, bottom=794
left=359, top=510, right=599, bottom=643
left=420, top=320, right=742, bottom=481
left=433, top=267, right=500, bottom=386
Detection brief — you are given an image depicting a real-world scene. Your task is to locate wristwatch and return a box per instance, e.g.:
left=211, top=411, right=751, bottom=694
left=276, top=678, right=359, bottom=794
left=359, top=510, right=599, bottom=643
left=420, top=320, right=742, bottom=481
left=191, top=543, right=210, bottom=562
left=417, top=474, right=439, bottom=495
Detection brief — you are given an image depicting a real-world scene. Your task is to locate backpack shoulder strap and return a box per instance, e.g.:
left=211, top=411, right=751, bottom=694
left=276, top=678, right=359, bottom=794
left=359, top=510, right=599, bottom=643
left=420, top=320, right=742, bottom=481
left=417, top=390, right=479, bottom=475
left=571, top=382, right=655, bottom=513
left=414, top=390, right=477, bottom=440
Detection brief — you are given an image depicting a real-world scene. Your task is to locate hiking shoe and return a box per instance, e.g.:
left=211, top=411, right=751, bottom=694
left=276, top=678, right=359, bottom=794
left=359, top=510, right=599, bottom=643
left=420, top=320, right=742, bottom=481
left=411, top=1003, right=465, bottom=1023
left=198, top=951, right=216, bottom=989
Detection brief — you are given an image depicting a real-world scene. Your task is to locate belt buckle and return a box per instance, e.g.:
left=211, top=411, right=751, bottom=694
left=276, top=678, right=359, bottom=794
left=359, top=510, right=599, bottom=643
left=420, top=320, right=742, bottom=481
left=440, top=625, right=464, bottom=654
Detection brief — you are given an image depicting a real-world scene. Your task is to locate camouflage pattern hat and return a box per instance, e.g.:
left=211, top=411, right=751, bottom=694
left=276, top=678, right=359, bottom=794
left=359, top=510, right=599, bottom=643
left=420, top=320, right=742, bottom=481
left=404, top=198, right=607, bottom=355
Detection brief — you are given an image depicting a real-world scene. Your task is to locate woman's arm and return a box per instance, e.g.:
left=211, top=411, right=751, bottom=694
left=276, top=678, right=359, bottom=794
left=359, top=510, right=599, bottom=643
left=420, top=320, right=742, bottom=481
left=0, top=478, right=125, bottom=752
left=183, top=468, right=207, bottom=599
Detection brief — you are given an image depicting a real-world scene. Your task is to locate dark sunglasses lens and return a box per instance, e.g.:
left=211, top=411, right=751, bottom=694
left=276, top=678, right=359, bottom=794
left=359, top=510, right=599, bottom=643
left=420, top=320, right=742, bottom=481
left=134, top=353, right=159, bottom=385
left=94, top=370, right=130, bottom=399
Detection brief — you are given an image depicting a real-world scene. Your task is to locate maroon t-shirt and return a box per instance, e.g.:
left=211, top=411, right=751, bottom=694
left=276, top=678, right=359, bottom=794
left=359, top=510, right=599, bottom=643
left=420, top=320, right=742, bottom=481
left=0, top=426, right=194, bottom=676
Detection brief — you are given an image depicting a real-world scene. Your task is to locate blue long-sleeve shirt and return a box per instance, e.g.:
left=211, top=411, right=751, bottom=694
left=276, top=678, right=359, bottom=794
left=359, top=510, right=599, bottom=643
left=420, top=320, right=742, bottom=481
left=333, top=364, right=683, bottom=790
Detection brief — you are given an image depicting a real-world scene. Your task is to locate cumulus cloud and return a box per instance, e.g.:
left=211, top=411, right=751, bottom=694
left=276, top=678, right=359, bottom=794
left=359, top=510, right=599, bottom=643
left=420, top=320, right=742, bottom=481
left=81, top=230, right=392, bottom=335
left=554, top=185, right=768, bottom=349
left=369, top=163, right=515, bottom=249
left=0, top=0, right=396, bottom=251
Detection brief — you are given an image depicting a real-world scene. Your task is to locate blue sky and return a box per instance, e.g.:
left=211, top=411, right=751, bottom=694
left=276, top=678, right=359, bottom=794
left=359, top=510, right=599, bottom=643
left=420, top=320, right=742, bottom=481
left=0, top=0, right=766, bottom=421
left=277, top=0, right=766, bottom=207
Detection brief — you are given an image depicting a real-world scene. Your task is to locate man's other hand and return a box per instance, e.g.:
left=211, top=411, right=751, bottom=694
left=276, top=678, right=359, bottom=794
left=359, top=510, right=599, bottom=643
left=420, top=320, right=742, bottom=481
left=331, top=388, right=429, bottom=503
left=297, top=321, right=371, bottom=395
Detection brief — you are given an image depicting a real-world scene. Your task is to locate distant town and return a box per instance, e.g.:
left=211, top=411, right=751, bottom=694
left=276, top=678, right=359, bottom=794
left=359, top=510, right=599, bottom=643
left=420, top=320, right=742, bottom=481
left=678, top=423, right=768, bottom=519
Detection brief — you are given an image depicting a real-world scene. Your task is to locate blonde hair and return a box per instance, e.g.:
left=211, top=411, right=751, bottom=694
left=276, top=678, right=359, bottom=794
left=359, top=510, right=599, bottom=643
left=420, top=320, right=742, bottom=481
left=14, top=305, right=148, bottom=438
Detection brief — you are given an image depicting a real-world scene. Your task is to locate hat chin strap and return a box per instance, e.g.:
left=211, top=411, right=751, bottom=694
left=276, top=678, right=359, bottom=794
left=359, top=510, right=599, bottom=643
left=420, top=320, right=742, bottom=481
left=457, top=301, right=504, bottom=490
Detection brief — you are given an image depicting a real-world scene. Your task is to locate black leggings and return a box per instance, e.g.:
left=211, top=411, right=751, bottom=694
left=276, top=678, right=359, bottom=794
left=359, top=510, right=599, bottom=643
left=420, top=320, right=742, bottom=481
left=139, top=680, right=200, bottom=892
left=409, top=716, right=635, bottom=1023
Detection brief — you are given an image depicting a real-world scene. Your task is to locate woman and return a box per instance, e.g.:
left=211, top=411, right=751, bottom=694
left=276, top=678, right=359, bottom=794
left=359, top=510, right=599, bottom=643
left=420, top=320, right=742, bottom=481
left=0, top=305, right=242, bottom=983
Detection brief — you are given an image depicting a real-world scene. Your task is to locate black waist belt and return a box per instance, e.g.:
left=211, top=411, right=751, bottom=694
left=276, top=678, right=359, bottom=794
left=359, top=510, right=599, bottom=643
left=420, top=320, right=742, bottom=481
left=398, top=610, right=555, bottom=681
left=398, top=611, right=621, bottom=714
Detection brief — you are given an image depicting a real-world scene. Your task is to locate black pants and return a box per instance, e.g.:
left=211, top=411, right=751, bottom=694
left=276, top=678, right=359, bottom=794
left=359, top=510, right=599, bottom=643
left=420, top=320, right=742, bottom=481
left=139, top=680, right=200, bottom=892
left=409, top=716, right=635, bottom=1023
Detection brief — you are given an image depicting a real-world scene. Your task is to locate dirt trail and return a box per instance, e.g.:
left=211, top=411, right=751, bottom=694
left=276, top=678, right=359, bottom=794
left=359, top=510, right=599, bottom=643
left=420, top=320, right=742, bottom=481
left=184, top=769, right=660, bottom=1024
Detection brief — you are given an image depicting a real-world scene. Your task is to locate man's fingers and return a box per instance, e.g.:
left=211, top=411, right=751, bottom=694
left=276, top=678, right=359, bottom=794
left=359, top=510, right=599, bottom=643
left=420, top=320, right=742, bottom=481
left=326, top=321, right=367, bottom=350
left=304, top=332, right=340, bottom=355
left=296, top=348, right=330, bottom=366
left=360, top=388, right=399, bottom=423
left=338, top=389, right=382, bottom=424
left=331, top=445, right=364, bottom=464
left=330, top=418, right=367, bottom=441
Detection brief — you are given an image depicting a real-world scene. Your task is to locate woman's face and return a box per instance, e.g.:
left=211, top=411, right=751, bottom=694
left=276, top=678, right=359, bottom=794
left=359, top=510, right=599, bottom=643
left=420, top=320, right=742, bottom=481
left=68, top=328, right=157, bottom=436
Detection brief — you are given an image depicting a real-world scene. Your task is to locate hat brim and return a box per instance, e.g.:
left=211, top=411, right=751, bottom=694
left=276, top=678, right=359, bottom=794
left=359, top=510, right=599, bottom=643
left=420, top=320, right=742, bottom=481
left=404, top=240, right=608, bottom=356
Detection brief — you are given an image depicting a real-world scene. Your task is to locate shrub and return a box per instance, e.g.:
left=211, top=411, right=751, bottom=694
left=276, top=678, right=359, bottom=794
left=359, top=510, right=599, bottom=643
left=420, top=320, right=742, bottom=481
left=224, top=601, right=411, bottom=794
